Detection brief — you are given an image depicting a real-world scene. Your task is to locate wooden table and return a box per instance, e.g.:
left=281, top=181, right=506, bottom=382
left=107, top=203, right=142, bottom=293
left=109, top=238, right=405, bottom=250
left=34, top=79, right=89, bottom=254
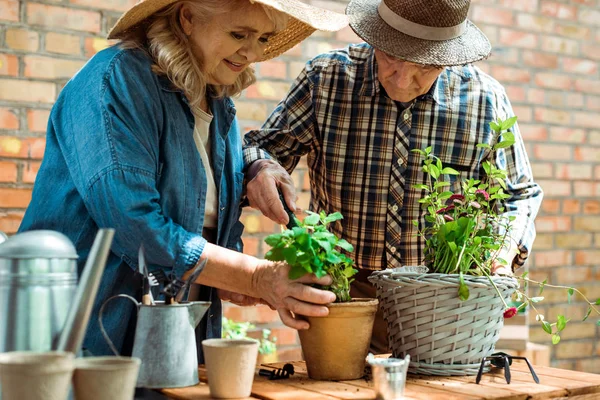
left=161, top=360, right=600, bottom=399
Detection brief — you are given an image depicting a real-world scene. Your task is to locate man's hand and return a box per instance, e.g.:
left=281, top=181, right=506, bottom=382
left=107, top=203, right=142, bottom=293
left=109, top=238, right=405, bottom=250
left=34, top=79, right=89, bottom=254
left=246, top=159, right=299, bottom=225
left=252, top=261, right=336, bottom=330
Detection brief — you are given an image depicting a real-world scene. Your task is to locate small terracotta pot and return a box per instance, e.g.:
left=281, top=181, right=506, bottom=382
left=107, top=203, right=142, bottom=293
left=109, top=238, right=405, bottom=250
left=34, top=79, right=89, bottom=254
left=72, top=356, right=141, bottom=400
left=0, top=351, right=74, bottom=400
left=298, top=298, right=379, bottom=380
left=203, top=339, right=258, bottom=398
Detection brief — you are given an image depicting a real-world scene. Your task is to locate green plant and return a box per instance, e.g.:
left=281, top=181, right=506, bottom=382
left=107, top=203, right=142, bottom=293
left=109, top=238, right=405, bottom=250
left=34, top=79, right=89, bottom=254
left=413, top=116, right=600, bottom=343
left=263, top=211, right=357, bottom=302
left=221, top=317, right=277, bottom=355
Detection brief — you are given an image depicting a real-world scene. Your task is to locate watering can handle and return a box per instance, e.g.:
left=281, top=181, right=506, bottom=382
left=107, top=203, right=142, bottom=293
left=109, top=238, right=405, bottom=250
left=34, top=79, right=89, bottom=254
left=98, top=294, right=139, bottom=356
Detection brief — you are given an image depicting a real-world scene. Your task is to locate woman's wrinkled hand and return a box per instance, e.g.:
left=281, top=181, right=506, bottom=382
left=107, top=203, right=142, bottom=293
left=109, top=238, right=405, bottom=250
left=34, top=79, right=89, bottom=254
left=252, top=261, right=336, bottom=330
left=217, top=289, right=270, bottom=307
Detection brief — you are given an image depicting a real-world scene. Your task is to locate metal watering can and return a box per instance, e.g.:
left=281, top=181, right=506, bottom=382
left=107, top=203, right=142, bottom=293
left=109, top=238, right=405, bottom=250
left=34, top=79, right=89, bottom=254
left=99, top=295, right=210, bottom=388
left=0, top=229, right=114, bottom=354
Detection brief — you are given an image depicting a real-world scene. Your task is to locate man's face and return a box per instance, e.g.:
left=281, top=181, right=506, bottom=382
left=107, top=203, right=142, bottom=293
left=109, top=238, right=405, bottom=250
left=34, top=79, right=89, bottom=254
left=374, top=49, right=444, bottom=103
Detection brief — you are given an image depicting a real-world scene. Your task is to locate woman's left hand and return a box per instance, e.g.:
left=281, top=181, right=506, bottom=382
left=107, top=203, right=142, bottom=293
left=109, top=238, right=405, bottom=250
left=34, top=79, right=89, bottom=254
left=217, top=288, right=273, bottom=307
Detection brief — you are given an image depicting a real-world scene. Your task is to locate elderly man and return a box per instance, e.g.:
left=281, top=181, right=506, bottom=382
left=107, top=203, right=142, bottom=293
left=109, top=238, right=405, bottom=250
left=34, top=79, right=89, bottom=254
left=243, top=0, right=543, bottom=352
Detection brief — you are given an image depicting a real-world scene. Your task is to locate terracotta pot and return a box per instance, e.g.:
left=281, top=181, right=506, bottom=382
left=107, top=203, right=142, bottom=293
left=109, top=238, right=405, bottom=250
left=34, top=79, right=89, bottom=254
left=298, top=298, right=378, bottom=380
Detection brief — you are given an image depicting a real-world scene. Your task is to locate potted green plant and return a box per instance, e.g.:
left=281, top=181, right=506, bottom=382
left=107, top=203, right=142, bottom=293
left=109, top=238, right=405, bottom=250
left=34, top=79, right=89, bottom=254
left=369, top=117, right=600, bottom=376
left=264, top=211, right=378, bottom=380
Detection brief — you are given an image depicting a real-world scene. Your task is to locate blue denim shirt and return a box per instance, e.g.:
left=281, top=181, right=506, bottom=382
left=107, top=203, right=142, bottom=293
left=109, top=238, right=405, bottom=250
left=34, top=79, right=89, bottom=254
left=19, top=46, right=245, bottom=360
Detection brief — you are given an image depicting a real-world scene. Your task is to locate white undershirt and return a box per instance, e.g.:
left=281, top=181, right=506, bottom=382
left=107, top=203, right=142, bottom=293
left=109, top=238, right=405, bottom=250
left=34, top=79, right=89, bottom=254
left=193, top=109, right=218, bottom=229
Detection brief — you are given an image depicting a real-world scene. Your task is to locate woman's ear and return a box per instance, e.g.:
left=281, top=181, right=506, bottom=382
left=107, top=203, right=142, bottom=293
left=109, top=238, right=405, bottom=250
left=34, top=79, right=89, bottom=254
left=179, top=4, right=194, bottom=36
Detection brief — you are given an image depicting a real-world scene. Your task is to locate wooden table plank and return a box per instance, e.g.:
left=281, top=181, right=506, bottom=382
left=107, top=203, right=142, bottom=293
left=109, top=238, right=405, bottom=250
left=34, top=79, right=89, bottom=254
left=161, top=381, right=260, bottom=400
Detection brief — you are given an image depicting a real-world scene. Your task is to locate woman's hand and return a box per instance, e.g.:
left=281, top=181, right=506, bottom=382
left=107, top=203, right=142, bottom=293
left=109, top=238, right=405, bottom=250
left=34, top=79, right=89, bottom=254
left=217, top=289, right=270, bottom=307
left=252, top=261, right=336, bottom=330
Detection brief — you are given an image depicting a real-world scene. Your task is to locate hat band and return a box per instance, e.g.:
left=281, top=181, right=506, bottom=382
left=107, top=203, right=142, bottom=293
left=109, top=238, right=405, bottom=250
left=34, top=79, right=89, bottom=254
left=378, top=1, right=467, bottom=41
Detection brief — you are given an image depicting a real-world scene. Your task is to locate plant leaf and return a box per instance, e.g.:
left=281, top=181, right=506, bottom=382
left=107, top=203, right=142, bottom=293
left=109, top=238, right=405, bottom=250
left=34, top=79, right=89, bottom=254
left=542, top=321, right=552, bottom=334
left=568, top=288, right=574, bottom=304
left=539, top=278, right=546, bottom=295
left=458, top=273, right=470, bottom=301
left=556, top=315, right=567, bottom=332
left=336, top=239, right=354, bottom=252
left=530, top=297, right=544, bottom=303
left=303, top=213, right=320, bottom=226
left=583, top=307, right=592, bottom=322
left=552, top=334, right=561, bottom=345
left=442, top=167, right=460, bottom=175
left=595, top=298, right=600, bottom=305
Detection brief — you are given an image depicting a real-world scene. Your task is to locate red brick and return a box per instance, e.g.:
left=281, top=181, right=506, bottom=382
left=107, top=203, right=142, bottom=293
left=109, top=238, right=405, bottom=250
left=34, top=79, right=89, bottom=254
left=223, top=304, right=280, bottom=324
left=534, top=73, right=573, bottom=90
left=575, top=217, right=600, bottom=231
left=562, top=58, right=598, bottom=75
left=22, top=161, right=41, bottom=184
left=27, top=109, right=50, bottom=133
left=553, top=266, right=592, bottom=283
left=549, top=128, right=585, bottom=144
left=282, top=43, right=302, bottom=58
left=578, top=8, right=600, bottom=27
left=0, top=211, right=25, bottom=234
left=5, top=29, right=39, bottom=52
left=511, top=105, right=532, bottom=122
left=533, top=144, right=571, bottom=161
left=472, top=5, right=514, bottom=26
left=583, top=201, right=600, bottom=214
left=0, top=108, right=19, bottom=130
left=563, top=199, right=581, bottom=214
left=540, top=1, right=577, bottom=20
left=555, top=164, right=593, bottom=180
left=69, top=0, right=137, bottom=12
left=0, top=188, right=32, bottom=208
left=574, top=147, right=600, bottom=163
left=491, top=65, right=531, bottom=83
left=575, top=251, right=600, bottom=266
left=46, top=32, right=81, bottom=56
left=0, top=0, right=19, bottom=22
left=0, top=136, right=46, bottom=159
left=587, top=96, right=600, bottom=111
left=533, top=250, right=571, bottom=268
left=24, top=56, right=85, bottom=80
left=504, top=85, right=525, bottom=102
left=572, top=112, right=599, bottom=129
left=566, top=93, right=585, bottom=108
left=555, top=23, right=591, bottom=40
left=574, top=79, right=600, bottom=95
left=531, top=162, right=553, bottom=178
left=527, top=88, right=545, bottom=105
left=534, top=108, right=570, bottom=125
left=541, top=36, right=579, bottom=55
left=537, top=179, right=571, bottom=196
left=595, top=165, right=600, bottom=179
left=276, top=347, right=303, bottom=362
left=0, top=161, right=18, bottom=183
left=519, top=124, right=548, bottom=141
left=268, top=327, right=298, bottom=346
left=0, top=54, right=19, bottom=77
left=0, top=79, right=56, bottom=103
left=26, top=3, right=101, bottom=33
left=336, top=26, right=361, bottom=43
left=535, top=216, right=571, bottom=232
left=242, top=236, right=260, bottom=257
left=499, top=0, right=538, bottom=12
left=581, top=44, right=600, bottom=62
left=574, top=182, right=600, bottom=197
left=541, top=199, right=560, bottom=214
left=522, top=51, right=558, bottom=69
left=259, top=60, right=287, bottom=79
left=499, top=29, right=537, bottom=49
left=515, top=13, right=554, bottom=32
left=84, top=37, right=117, bottom=58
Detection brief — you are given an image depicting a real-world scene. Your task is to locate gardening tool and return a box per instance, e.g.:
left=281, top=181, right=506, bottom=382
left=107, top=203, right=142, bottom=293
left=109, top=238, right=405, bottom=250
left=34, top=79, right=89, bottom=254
left=476, top=352, right=539, bottom=385
left=162, top=276, right=185, bottom=304
left=99, top=295, right=210, bottom=388
left=175, top=258, right=208, bottom=303
left=278, top=191, right=298, bottom=229
left=258, top=363, right=295, bottom=380
left=138, top=245, right=153, bottom=306
left=0, top=229, right=114, bottom=354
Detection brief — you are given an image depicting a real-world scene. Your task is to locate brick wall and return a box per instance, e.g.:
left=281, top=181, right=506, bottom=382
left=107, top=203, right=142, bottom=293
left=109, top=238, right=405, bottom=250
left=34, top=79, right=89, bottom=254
left=1, top=0, right=599, bottom=372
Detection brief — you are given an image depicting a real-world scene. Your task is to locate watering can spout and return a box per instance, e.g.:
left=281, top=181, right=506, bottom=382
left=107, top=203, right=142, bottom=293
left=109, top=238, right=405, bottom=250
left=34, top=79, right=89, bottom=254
left=189, top=301, right=211, bottom=327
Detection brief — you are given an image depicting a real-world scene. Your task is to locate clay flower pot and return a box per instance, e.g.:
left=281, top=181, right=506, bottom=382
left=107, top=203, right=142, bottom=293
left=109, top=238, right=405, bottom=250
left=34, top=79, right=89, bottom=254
left=298, top=298, right=378, bottom=380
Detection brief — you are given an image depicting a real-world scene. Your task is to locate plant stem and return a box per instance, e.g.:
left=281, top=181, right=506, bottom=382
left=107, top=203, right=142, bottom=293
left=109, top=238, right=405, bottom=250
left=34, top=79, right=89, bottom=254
left=479, top=264, right=511, bottom=309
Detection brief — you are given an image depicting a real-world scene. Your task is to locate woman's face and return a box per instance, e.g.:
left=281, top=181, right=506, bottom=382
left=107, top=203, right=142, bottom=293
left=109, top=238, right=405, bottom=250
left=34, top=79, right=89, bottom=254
left=180, top=2, right=277, bottom=86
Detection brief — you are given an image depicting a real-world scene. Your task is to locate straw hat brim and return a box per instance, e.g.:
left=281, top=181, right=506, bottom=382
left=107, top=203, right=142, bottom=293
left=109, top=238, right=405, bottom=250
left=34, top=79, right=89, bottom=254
left=346, top=0, right=491, bottom=66
left=107, top=0, right=348, bottom=61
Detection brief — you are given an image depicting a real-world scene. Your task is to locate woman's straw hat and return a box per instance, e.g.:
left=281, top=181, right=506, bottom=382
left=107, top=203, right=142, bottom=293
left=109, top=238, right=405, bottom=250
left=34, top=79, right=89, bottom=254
left=347, top=0, right=491, bottom=66
left=108, top=0, right=348, bottom=61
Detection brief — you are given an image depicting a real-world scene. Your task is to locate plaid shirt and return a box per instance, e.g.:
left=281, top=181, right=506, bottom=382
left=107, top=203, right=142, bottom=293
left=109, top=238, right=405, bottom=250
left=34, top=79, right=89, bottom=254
left=244, top=43, right=543, bottom=271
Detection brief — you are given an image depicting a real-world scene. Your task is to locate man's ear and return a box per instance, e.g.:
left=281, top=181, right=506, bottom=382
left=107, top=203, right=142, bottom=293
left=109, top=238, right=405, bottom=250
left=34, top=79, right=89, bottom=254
left=179, top=4, right=194, bottom=36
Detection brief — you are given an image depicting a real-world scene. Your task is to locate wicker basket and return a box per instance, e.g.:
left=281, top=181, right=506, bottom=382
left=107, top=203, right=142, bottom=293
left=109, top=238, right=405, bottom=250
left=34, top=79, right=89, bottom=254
left=368, top=269, right=519, bottom=376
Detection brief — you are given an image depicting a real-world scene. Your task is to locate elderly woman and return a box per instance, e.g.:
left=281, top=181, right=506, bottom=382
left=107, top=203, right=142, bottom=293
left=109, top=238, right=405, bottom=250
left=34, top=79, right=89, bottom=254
left=19, top=0, right=347, bottom=358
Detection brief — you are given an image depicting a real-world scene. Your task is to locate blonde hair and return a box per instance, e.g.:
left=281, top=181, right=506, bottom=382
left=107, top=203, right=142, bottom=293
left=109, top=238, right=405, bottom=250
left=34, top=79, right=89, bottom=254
left=120, top=0, right=288, bottom=115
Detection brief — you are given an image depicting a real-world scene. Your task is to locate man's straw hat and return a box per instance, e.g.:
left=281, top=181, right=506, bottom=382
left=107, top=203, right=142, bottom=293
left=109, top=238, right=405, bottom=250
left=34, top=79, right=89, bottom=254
left=347, top=0, right=491, bottom=66
left=108, top=0, right=348, bottom=61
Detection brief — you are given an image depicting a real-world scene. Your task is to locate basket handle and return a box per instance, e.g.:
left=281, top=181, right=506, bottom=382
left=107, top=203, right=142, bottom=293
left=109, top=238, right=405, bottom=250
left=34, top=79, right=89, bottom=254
left=98, top=294, right=139, bottom=356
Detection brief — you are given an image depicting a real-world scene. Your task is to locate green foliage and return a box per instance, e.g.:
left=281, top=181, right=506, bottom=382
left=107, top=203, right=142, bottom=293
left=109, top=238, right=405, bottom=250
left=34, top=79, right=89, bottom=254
left=412, top=118, right=516, bottom=299
left=221, top=317, right=277, bottom=355
left=264, top=211, right=357, bottom=302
